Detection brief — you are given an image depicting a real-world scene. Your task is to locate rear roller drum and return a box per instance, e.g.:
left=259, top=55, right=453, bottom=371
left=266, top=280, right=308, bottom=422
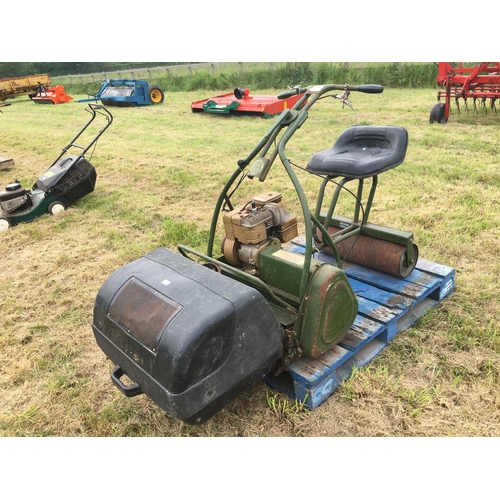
left=397, top=243, right=419, bottom=278
left=319, top=226, right=419, bottom=278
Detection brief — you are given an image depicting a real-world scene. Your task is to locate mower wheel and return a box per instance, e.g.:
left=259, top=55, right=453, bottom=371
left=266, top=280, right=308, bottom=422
left=0, top=217, right=10, bottom=231
left=147, top=85, right=164, bottom=104
left=430, top=102, right=447, bottom=124
left=49, top=202, right=66, bottom=215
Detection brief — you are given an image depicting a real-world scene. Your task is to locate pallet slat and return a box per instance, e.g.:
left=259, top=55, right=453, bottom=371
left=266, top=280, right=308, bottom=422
left=265, top=241, right=456, bottom=409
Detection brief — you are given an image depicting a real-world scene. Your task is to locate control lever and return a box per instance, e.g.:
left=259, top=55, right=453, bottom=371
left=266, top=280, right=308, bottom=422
left=333, top=87, right=357, bottom=120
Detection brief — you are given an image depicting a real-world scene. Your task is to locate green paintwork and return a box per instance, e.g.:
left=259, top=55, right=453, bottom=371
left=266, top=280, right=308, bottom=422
left=193, top=84, right=401, bottom=365
left=320, top=213, right=414, bottom=245
left=258, top=245, right=320, bottom=302
left=294, top=262, right=358, bottom=359
left=202, top=100, right=240, bottom=114
left=1, top=189, right=57, bottom=227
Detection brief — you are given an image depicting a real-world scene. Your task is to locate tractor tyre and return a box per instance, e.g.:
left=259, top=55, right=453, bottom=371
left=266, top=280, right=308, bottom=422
left=49, top=202, right=66, bottom=215
left=147, top=85, right=164, bottom=104
left=430, top=102, right=447, bottom=124
left=0, top=217, right=10, bottom=231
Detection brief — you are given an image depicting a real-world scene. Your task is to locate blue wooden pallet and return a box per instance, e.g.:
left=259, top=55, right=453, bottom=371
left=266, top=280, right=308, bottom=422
left=264, top=237, right=456, bottom=409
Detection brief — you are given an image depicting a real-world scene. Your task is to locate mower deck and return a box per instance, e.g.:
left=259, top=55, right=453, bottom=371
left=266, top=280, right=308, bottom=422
left=30, top=84, right=73, bottom=105
left=265, top=235, right=456, bottom=409
left=191, top=88, right=304, bottom=117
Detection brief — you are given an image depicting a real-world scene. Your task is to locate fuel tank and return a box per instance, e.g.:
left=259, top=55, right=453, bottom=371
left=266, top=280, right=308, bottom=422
left=92, top=247, right=284, bottom=424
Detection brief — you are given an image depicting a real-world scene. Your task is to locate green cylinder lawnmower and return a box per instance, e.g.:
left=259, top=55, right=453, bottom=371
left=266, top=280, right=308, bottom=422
left=92, top=83, right=418, bottom=424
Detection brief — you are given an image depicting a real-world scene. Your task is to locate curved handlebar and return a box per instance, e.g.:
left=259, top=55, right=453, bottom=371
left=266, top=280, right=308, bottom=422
left=277, top=83, right=383, bottom=99
left=356, top=84, right=384, bottom=93
left=277, top=88, right=305, bottom=99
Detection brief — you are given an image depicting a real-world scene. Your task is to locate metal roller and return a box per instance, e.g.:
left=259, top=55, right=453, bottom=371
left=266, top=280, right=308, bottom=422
left=319, top=226, right=418, bottom=278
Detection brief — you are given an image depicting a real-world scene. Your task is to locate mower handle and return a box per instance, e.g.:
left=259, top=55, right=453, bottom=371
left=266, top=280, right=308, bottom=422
left=277, top=83, right=384, bottom=99
left=111, top=365, right=143, bottom=397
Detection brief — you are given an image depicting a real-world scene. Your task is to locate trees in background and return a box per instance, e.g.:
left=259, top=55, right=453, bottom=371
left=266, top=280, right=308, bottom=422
left=0, top=62, right=181, bottom=79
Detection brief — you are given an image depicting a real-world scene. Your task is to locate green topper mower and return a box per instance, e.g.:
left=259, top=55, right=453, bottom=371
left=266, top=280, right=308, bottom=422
left=0, top=104, right=113, bottom=231
left=92, top=83, right=418, bottom=424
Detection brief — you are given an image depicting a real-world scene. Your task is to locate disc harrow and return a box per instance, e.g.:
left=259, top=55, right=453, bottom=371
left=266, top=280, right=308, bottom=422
left=430, top=62, right=500, bottom=123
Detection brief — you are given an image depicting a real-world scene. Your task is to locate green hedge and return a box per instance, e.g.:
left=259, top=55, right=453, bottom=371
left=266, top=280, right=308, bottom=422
left=65, top=62, right=438, bottom=95
left=61, top=62, right=437, bottom=94
left=154, top=62, right=438, bottom=92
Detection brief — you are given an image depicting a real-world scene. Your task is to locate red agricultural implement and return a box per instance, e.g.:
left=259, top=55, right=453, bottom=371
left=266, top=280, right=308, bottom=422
left=29, top=84, right=73, bottom=104
left=191, top=87, right=305, bottom=117
left=430, top=62, right=500, bottom=123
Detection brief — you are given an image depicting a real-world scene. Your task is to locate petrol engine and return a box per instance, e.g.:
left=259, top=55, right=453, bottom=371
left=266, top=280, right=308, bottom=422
left=221, top=192, right=298, bottom=274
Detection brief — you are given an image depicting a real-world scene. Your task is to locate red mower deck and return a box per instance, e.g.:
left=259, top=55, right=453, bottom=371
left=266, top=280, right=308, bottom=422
left=191, top=88, right=305, bottom=117
left=30, top=84, right=73, bottom=105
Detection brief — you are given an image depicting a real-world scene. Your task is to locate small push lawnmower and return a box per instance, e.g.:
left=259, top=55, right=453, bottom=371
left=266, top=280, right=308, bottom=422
left=0, top=104, right=113, bottom=231
left=92, top=83, right=418, bottom=424
left=78, top=79, right=164, bottom=107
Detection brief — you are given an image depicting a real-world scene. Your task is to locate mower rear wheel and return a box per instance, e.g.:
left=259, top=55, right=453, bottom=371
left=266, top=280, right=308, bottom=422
left=0, top=217, right=10, bottom=231
left=49, top=202, right=66, bottom=215
left=430, top=102, right=447, bottom=124
left=147, top=85, right=164, bottom=104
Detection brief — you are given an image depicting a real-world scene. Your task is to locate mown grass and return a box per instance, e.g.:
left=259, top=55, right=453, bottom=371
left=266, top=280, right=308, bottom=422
left=1, top=83, right=499, bottom=437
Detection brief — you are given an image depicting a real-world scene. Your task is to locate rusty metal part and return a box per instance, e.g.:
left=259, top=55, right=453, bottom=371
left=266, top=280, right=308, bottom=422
left=108, top=277, right=182, bottom=352
left=320, top=226, right=418, bottom=278
left=276, top=328, right=303, bottom=375
left=221, top=237, right=241, bottom=267
left=202, top=262, right=222, bottom=273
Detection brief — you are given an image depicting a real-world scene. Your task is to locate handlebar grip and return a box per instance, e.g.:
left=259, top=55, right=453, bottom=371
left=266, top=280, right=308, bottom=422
left=277, top=86, right=306, bottom=99
left=277, top=90, right=295, bottom=99
left=356, top=84, right=384, bottom=94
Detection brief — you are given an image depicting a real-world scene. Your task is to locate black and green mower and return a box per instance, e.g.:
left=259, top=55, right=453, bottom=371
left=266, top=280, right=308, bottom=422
left=0, top=104, right=113, bottom=232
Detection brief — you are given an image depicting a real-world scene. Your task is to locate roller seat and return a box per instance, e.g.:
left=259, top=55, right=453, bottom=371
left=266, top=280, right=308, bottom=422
left=305, top=125, right=417, bottom=278
left=306, top=125, right=408, bottom=179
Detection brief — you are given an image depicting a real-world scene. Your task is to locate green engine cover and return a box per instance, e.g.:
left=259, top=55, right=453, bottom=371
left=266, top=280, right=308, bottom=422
left=257, top=245, right=358, bottom=359
left=295, top=262, right=358, bottom=359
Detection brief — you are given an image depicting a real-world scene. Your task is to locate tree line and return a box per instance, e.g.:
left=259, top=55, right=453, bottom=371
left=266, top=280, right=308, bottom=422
left=0, top=62, right=191, bottom=79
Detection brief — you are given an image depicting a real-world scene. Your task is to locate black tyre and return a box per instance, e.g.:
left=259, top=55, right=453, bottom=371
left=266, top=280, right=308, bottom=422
left=430, top=102, right=447, bottom=124
left=147, top=85, right=164, bottom=104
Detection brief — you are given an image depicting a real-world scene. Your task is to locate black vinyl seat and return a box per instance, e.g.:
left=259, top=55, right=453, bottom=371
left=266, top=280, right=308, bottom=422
left=306, top=125, right=409, bottom=179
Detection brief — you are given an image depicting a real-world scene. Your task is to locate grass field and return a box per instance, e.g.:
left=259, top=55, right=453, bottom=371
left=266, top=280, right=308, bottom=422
left=1, top=86, right=499, bottom=439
